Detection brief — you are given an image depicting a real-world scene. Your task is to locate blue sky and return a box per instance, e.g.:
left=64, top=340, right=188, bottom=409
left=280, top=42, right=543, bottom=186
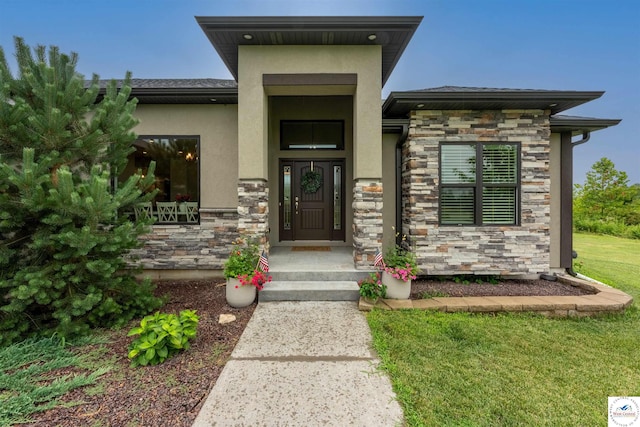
left=2, top=0, right=638, bottom=184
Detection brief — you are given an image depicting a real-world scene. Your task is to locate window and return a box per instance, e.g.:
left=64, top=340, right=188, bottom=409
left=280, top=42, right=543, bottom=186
left=439, top=142, right=520, bottom=225
left=119, top=136, right=199, bottom=223
left=281, top=120, right=344, bottom=150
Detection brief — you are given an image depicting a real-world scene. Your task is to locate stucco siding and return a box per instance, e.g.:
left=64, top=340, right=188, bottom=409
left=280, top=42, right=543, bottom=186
left=133, top=104, right=239, bottom=209
left=237, top=45, right=382, bottom=180
left=382, top=132, right=399, bottom=250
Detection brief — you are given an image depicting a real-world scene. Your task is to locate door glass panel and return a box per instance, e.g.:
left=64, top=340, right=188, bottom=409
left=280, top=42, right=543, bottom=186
left=333, top=165, right=341, bottom=230
left=283, top=166, right=291, bottom=230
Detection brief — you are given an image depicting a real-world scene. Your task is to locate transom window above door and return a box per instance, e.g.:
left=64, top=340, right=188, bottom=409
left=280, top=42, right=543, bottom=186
left=280, top=120, right=344, bottom=150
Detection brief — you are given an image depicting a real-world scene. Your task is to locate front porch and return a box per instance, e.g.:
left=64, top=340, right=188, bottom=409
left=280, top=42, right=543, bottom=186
left=260, top=246, right=373, bottom=301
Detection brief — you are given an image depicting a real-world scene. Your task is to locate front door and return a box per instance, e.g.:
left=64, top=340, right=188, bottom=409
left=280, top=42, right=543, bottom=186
left=279, top=159, right=345, bottom=241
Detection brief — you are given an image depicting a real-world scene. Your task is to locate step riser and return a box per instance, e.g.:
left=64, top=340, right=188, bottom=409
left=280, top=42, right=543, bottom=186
left=269, top=271, right=373, bottom=282
left=260, top=290, right=359, bottom=302
left=260, top=281, right=360, bottom=302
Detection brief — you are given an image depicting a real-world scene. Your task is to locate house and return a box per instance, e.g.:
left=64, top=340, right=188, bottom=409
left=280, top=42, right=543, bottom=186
left=116, top=16, right=620, bottom=278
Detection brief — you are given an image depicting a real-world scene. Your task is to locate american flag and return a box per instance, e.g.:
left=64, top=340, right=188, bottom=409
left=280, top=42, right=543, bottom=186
left=373, top=249, right=385, bottom=268
left=258, top=250, right=269, bottom=272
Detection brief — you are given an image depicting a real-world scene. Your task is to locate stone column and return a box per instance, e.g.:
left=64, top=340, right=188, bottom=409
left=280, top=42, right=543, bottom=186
left=353, top=179, right=383, bottom=269
left=237, top=179, right=269, bottom=247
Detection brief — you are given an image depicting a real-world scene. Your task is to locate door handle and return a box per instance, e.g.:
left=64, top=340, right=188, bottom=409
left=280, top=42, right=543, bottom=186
left=295, top=196, right=299, bottom=215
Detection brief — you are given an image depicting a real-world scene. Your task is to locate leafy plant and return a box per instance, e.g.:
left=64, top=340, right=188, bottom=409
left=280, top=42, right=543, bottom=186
left=223, top=239, right=259, bottom=279
left=127, top=310, right=199, bottom=367
left=452, top=276, right=471, bottom=285
left=358, top=272, right=386, bottom=300
left=420, top=290, right=449, bottom=299
left=224, top=239, right=271, bottom=289
left=382, top=234, right=419, bottom=282
left=474, top=275, right=501, bottom=285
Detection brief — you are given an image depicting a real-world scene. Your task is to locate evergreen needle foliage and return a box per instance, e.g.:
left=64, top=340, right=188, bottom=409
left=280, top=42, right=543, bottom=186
left=0, top=37, right=163, bottom=344
left=0, top=336, right=109, bottom=425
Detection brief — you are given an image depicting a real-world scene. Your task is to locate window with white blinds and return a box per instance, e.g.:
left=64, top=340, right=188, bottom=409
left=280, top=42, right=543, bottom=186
left=440, top=143, right=519, bottom=225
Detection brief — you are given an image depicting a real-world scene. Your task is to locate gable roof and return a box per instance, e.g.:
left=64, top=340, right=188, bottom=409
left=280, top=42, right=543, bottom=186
left=383, top=86, right=605, bottom=117
left=196, top=16, right=422, bottom=85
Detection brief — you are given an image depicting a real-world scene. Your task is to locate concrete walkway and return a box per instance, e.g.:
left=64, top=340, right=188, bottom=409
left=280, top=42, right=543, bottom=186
left=192, top=301, right=403, bottom=427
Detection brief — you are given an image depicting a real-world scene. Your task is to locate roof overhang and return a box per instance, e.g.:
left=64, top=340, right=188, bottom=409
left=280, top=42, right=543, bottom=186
left=127, top=87, right=238, bottom=104
left=382, top=118, right=409, bottom=133
left=550, top=115, right=621, bottom=136
left=382, top=88, right=605, bottom=118
left=94, top=79, right=238, bottom=104
left=196, top=16, right=423, bottom=85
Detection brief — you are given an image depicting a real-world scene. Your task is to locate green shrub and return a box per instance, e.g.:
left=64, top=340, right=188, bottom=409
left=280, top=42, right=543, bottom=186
left=223, top=239, right=259, bottom=279
left=0, top=39, right=164, bottom=345
left=358, top=273, right=386, bottom=300
left=127, top=310, right=199, bottom=367
left=574, top=218, right=639, bottom=239
left=628, top=225, right=640, bottom=240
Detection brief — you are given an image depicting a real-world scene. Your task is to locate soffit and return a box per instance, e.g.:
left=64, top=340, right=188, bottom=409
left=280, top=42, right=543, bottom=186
left=550, top=114, right=621, bottom=136
left=196, top=16, right=422, bottom=85
left=382, top=87, right=606, bottom=117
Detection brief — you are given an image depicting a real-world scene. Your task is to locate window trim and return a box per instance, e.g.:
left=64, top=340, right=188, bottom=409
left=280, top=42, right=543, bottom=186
left=129, top=134, right=201, bottom=225
left=280, top=120, right=345, bottom=150
left=439, top=141, right=521, bottom=226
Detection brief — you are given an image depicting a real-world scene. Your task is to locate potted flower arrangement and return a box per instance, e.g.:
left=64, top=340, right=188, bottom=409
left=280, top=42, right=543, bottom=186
left=358, top=272, right=386, bottom=304
left=223, top=239, right=271, bottom=308
left=380, top=238, right=419, bottom=299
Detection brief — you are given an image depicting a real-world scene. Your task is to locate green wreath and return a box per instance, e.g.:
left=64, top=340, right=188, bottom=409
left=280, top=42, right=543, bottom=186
left=301, top=170, right=323, bottom=194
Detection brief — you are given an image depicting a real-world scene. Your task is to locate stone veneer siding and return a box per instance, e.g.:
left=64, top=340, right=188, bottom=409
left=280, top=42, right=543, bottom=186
left=353, top=179, right=384, bottom=268
left=237, top=179, right=269, bottom=245
left=403, top=109, right=551, bottom=276
left=130, top=180, right=269, bottom=270
left=131, top=209, right=239, bottom=270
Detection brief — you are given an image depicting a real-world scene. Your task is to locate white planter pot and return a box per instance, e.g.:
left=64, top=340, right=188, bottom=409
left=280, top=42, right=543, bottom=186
left=382, top=271, right=412, bottom=300
left=226, top=278, right=257, bottom=308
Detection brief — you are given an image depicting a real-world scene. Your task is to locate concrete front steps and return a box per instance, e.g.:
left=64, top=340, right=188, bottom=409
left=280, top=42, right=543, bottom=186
left=260, top=270, right=373, bottom=302
left=260, top=281, right=360, bottom=301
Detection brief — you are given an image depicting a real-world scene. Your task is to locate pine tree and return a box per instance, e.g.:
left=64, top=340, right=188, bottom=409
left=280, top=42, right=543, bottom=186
left=0, top=37, right=163, bottom=345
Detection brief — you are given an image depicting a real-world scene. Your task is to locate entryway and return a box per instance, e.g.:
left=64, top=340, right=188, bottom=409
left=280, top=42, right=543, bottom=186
left=261, top=247, right=371, bottom=301
left=278, top=159, right=345, bottom=241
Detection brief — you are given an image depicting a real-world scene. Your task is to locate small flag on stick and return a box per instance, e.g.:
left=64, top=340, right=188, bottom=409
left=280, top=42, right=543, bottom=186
left=374, top=249, right=385, bottom=268
left=258, top=250, right=269, bottom=272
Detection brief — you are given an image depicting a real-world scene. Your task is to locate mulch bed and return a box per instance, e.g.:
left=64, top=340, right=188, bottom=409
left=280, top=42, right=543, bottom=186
left=411, top=278, right=595, bottom=299
left=19, top=280, right=255, bottom=427
left=18, top=277, right=594, bottom=426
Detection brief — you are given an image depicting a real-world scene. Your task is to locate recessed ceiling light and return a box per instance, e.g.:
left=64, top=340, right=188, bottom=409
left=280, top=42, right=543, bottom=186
left=367, top=34, right=377, bottom=41
left=416, top=104, right=424, bottom=108
left=243, top=34, right=253, bottom=40
left=549, top=103, right=558, bottom=107
left=210, top=98, right=217, bottom=102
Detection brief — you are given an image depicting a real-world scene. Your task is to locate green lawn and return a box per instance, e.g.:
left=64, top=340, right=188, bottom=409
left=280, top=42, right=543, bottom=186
left=574, top=232, right=640, bottom=300
left=368, top=233, right=640, bottom=426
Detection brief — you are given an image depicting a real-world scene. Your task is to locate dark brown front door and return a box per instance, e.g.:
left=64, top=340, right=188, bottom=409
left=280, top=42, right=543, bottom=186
left=279, top=159, right=345, bottom=241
